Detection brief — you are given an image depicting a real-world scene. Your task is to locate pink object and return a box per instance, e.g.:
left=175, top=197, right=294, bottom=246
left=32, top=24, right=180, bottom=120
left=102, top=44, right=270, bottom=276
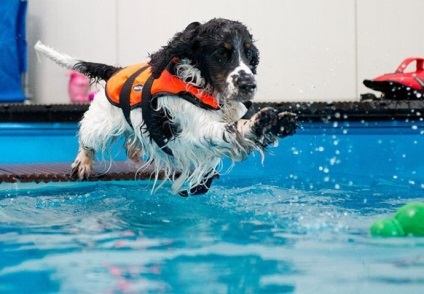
left=88, top=90, right=98, bottom=101
left=67, top=70, right=91, bottom=103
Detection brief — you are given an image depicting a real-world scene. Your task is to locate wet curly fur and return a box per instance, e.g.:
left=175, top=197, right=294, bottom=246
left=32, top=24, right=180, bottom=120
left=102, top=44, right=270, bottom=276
left=34, top=18, right=297, bottom=195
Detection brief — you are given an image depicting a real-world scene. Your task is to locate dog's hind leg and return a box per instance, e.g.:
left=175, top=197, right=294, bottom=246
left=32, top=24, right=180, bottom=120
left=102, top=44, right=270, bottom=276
left=125, top=133, right=143, bottom=163
left=71, top=145, right=95, bottom=180
left=177, top=171, right=218, bottom=197
left=71, top=91, right=130, bottom=180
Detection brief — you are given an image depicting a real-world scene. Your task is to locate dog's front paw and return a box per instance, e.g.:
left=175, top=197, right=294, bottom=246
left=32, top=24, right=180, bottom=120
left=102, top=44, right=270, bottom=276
left=250, top=107, right=279, bottom=146
left=251, top=107, right=278, bottom=137
left=270, top=112, right=298, bottom=138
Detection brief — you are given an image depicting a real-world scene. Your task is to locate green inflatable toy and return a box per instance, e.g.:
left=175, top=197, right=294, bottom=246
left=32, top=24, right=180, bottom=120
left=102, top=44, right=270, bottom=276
left=370, top=202, right=424, bottom=237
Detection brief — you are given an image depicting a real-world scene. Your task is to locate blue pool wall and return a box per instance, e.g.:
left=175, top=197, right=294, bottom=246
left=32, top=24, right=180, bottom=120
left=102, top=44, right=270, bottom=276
left=1, top=123, right=86, bottom=163
left=231, top=120, right=424, bottom=190
left=1, top=121, right=423, bottom=189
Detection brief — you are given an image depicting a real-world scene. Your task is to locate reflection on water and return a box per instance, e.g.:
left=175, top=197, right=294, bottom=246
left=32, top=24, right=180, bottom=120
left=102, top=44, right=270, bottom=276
left=1, top=180, right=423, bottom=293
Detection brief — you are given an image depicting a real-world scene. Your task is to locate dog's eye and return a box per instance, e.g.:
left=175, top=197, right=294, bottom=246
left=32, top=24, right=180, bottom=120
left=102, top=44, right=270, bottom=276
left=245, top=49, right=253, bottom=62
left=213, top=48, right=231, bottom=64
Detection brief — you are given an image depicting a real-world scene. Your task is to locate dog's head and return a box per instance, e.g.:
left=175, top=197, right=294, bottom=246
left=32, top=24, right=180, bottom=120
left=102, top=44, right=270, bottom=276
left=149, top=18, right=259, bottom=104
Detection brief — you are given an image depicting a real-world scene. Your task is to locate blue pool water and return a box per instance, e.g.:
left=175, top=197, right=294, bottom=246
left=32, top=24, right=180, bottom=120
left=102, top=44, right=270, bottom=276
left=1, top=121, right=424, bottom=293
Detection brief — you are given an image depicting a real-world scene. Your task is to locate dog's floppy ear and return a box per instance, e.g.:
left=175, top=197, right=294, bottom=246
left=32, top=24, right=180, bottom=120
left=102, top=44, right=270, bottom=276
left=149, top=21, right=201, bottom=78
left=249, top=43, right=260, bottom=75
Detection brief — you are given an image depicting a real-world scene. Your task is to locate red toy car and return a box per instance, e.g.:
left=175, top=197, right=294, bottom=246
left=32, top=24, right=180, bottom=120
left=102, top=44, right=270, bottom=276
left=363, top=57, right=424, bottom=100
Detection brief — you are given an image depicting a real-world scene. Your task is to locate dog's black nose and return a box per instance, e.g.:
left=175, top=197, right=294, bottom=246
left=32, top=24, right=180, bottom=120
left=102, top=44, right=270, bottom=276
left=236, top=71, right=257, bottom=93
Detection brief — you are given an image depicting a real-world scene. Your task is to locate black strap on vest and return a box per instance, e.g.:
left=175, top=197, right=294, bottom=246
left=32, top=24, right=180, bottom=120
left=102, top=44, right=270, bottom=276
left=141, top=75, right=174, bottom=156
left=119, top=65, right=173, bottom=156
left=119, top=65, right=150, bottom=128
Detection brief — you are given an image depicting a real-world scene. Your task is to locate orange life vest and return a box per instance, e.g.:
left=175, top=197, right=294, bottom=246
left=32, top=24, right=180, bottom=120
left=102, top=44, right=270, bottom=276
left=105, top=62, right=219, bottom=156
left=105, top=62, right=219, bottom=110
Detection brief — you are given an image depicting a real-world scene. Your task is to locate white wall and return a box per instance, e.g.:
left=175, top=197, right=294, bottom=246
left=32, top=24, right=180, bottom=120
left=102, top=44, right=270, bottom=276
left=27, top=0, right=424, bottom=104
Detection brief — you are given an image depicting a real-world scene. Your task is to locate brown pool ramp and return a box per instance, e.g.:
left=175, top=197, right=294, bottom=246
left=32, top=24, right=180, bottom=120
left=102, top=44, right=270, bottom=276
left=0, top=161, right=164, bottom=184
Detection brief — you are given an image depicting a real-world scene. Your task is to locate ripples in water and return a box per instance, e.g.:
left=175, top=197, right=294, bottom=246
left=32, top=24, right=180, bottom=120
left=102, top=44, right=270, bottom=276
left=1, top=181, right=423, bottom=293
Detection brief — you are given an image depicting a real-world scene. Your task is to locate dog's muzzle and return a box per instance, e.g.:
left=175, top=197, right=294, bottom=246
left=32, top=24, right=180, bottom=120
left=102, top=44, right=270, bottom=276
left=235, top=70, right=257, bottom=94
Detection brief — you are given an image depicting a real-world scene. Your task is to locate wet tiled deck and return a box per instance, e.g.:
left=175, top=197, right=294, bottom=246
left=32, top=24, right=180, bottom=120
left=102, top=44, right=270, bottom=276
left=0, top=161, right=162, bottom=184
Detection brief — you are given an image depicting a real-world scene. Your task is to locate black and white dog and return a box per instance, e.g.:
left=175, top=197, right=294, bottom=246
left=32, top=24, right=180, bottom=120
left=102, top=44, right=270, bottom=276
left=35, top=18, right=297, bottom=195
